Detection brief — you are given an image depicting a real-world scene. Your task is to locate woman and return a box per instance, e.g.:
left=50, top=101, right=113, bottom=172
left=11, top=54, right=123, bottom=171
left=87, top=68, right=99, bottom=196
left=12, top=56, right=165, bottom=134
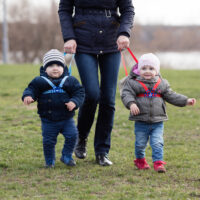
left=58, top=0, right=134, bottom=166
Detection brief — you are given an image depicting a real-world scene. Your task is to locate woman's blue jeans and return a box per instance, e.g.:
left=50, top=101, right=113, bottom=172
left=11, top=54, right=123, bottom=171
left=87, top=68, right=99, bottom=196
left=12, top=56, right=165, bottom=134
left=134, top=121, right=164, bottom=162
left=75, top=52, right=121, bottom=156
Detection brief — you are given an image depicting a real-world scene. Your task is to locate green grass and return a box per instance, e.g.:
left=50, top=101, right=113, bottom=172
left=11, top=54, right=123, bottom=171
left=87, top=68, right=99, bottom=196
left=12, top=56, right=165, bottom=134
left=0, top=64, right=200, bottom=200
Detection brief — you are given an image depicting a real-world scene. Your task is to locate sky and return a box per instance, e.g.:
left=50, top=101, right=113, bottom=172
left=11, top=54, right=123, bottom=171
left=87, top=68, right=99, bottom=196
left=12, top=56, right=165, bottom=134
left=134, top=0, right=200, bottom=25
left=2, top=0, right=200, bottom=26
left=134, top=0, right=200, bottom=26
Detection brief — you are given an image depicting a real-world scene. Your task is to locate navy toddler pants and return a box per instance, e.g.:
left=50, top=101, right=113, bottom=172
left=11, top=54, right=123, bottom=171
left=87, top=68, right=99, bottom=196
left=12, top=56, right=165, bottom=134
left=41, top=118, right=78, bottom=166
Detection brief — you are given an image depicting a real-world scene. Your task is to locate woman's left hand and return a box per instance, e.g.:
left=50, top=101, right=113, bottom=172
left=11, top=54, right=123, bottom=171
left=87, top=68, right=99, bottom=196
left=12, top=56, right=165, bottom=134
left=117, top=35, right=130, bottom=50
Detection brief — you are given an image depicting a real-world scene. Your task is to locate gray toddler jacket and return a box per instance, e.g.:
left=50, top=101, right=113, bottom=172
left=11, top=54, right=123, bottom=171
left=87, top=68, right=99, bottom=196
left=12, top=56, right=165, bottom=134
left=121, top=72, right=188, bottom=123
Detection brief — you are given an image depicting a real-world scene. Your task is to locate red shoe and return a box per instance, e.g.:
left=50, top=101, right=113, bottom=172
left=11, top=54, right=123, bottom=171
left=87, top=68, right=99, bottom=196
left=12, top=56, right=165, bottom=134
left=154, top=161, right=166, bottom=173
left=134, top=158, right=150, bottom=170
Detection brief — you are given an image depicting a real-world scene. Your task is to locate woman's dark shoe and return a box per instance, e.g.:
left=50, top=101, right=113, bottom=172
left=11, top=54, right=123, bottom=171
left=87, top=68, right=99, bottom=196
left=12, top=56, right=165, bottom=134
left=74, top=138, right=87, bottom=159
left=96, top=154, right=113, bottom=166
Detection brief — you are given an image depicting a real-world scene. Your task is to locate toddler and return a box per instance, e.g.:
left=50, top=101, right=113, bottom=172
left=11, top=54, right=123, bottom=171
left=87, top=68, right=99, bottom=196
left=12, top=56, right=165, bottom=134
left=22, top=49, right=85, bottom=167
left=121, top=53, right=196, bottom=172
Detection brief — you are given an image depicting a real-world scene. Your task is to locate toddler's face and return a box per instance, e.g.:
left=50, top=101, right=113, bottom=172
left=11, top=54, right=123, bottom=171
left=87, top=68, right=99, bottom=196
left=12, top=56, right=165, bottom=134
left=139, top=65, right=157, bottom=80
left=45, top=64, right=64, bottom=78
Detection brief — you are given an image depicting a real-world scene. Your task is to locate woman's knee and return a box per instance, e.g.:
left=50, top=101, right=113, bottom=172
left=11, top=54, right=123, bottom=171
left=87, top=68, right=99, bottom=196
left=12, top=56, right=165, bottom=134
left=85, top=89, right=100, bottom=103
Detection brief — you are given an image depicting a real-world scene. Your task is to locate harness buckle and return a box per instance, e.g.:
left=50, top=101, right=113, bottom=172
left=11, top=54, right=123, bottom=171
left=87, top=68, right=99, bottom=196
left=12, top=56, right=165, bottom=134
left=54, top=87, right=60, bottom=93
left=105, top=9, right=111, bottom=18
left=149, top=92, right=153, bottom=98
left=145, top=90, right=154, bottom=98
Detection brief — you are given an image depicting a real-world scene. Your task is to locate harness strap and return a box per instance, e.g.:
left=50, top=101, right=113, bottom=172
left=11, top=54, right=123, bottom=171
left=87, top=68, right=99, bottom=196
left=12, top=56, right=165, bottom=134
left=136, top=80, right=149, bottom=92
left=41, top=76, right=68, bottom=94
left=41, top=76, right=56, bottom=89
left=136, top=78, right=162, bottom=98
left=152, top=78, right=161, bottom=91
left=59, top=76, right=68, bottom=88
left=137, top=93, right=162, bottom=97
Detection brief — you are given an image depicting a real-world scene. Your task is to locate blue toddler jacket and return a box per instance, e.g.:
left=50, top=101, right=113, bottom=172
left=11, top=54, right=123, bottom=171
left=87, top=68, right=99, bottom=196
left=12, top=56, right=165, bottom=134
left=22, top=67, right=85, bottom=121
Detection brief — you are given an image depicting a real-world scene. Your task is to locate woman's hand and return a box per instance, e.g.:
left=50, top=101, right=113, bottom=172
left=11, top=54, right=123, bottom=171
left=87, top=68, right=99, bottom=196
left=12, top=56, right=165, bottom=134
left=64, top=39, right=77, bottom=54
left=117, top=35, right=130, bottom=50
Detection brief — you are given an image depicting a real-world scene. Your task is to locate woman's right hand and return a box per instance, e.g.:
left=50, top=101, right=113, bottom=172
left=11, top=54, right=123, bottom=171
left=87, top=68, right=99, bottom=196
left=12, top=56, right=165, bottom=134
left=64, top=39, right=77, bottom=54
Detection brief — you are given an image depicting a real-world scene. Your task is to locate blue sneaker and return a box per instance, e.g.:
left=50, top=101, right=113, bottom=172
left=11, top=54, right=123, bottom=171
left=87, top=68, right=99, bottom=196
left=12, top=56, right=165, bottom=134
left=45, top=160, right=55, bottom=168
left=45, top=164, right=55, bottom=169
left=60, top=156, right=76, bottom=166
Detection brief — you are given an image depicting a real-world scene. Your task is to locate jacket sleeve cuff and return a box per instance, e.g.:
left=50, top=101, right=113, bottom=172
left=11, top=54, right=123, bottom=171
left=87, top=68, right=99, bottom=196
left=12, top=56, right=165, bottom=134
left=22, top=94, right=35, bottom=102
left=127, top=101, right=135, bottom=109
left=64, top=37, right=77, bottom=43
left=117, top=32, right=130, bottom=38
left=70, top=99, right=79, bottom=110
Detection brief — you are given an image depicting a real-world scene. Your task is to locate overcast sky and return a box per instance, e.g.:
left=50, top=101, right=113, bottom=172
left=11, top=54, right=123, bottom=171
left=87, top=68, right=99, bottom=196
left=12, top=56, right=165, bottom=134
left=134, top=0, right=200, bottom=25
left=3, top=0, right=200, bottom=26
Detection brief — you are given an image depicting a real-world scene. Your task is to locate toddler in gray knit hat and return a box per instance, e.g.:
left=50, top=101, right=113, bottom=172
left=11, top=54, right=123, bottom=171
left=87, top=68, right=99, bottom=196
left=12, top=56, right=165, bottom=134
left=22, top=49, right=85, bottom=168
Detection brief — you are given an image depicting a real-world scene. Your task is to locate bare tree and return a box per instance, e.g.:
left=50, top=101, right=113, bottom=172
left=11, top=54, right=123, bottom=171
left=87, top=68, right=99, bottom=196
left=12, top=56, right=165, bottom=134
left=1, top=1, right=200, bottom=64
left=8, top=0, right=63, bottom=63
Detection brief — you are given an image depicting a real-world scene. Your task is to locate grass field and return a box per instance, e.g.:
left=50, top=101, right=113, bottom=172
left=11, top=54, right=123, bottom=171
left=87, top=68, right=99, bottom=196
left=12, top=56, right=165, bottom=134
left=0, top=64, right=200, bottom=200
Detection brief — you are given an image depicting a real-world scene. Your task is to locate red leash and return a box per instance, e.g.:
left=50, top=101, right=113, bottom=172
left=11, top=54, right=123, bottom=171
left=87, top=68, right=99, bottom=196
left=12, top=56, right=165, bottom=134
left=120, top=50, right=129, bottom=76
left=127, top=48, right=138, bottom=63
left=120, top=48, right=138, bottom=76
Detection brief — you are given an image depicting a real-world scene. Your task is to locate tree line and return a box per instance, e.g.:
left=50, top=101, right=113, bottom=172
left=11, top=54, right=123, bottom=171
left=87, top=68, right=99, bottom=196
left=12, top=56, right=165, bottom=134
left=1, top=0, right=200, bottom=63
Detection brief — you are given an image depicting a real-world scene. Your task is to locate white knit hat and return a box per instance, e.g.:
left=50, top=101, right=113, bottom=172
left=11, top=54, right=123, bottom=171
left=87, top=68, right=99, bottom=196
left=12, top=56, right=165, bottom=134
left=138, top=53, right=160, bottom=74
left=43, top=49, right=65, bottom=69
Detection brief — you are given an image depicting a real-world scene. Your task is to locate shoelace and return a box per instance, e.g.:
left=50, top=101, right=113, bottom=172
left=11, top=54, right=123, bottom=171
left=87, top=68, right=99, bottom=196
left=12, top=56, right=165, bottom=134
left=155, top=161, right=166, bottom=165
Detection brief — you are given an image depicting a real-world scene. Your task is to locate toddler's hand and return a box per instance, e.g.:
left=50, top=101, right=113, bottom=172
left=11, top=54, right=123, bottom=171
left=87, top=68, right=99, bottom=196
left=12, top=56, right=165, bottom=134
left=130, top=103, right=140, bottom=115
left=117, top=35, right=130, bottom=50
left=65, top=101, right=76, bottom=111
left=187, top=98, right=196, bottom=106
left=24, top=96, right=34, bottom=105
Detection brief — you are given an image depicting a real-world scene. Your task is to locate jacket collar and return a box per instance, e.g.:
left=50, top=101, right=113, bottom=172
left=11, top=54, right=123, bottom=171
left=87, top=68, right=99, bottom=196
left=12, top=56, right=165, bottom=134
left=136, top=75, right=160, bottom=83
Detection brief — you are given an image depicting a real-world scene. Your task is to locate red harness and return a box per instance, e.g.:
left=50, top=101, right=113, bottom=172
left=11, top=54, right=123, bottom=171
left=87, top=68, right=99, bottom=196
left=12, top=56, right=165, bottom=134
left=137, top=78, right=162, bottom=98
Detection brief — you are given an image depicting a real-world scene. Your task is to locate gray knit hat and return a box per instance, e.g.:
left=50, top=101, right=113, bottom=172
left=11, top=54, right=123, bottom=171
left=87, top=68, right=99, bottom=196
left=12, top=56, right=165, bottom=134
left=43, top=49, right=65, bottom=69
